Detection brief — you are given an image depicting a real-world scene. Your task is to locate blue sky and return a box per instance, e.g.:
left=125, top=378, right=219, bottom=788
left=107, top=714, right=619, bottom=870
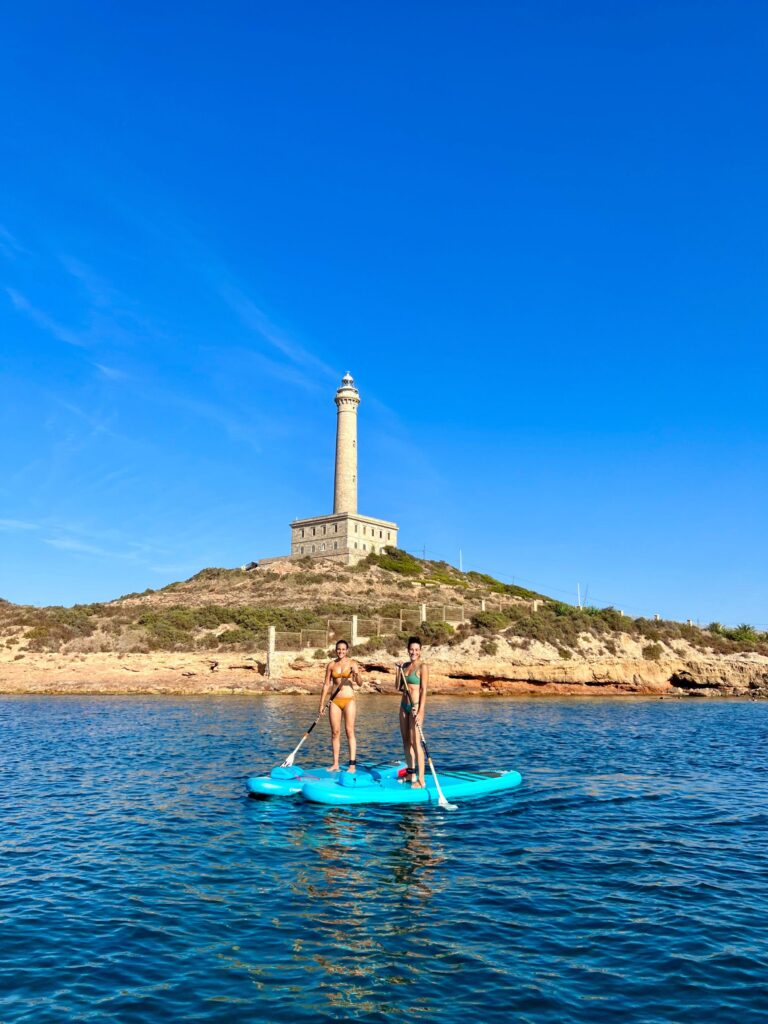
left=1, top=1, right=766, bottom=625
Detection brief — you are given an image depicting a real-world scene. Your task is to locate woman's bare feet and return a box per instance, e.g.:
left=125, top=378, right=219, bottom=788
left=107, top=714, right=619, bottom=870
left=328, top=764, right=340, bottom=772
left=411, top=778, right=425, bottom=788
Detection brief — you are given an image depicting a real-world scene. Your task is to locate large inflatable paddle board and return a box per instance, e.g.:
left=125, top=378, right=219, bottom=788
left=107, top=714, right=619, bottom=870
left=301, top=767, right=523, bottom=806
left=247, top=761, right=406, bottom=798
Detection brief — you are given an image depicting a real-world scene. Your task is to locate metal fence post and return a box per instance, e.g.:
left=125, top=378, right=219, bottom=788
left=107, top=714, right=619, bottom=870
left=266, top=624, right=276, bottom=678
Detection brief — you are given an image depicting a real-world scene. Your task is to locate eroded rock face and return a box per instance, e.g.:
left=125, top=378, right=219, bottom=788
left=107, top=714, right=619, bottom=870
left=1, top=640, right=767, bottom=698
left=265, top=637, right=768, bottom=699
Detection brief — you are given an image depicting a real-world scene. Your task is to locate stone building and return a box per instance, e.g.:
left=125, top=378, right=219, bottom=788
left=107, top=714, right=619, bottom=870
left=288, top=373, right=399, bottom=565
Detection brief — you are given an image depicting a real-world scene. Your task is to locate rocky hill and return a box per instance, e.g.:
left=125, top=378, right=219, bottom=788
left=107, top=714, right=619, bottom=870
left=1, top=549, right=766, bottom=698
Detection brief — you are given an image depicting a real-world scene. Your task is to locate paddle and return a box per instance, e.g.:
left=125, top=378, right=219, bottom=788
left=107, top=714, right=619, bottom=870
left=398, top=665, right=457, bottom=810
left=280, top=682, right=344, bottom=767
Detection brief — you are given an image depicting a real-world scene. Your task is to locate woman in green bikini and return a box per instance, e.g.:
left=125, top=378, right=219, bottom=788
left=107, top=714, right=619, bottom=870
left=398, top=636, right=428, bottom=787
left=319, top=639, right=361, bottom=772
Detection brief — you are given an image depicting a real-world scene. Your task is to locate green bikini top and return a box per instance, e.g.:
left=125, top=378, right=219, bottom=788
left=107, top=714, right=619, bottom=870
left=403, top=667, right=421, bottom=687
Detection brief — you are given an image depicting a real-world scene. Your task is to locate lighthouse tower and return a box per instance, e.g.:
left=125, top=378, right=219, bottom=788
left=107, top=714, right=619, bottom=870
left=333, top=372, right=360, bottom=514
left=287, top=373, right=399, bottom=565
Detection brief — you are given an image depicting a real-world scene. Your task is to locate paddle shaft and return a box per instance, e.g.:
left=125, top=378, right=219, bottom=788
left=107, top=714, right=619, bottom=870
left=397, top=664, right=456, bottom=808
left=280, top=682, right=345, bottom=767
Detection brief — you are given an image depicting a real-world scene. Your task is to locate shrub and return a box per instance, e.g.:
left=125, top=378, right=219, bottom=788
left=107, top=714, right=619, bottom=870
left=480, top=638, right=498, bottom=657
left=186, top=567, right=240, bottom=584
left=218, top=628, right=257, bottom=646
left=384, top=632, right=410, bottom=656
left=352, top=636, right=386, bottom=656
left=465, top=570, right=545, bottom=601
left=363, top=547, right=422, bottom=576
left=642, top=643, right=663, bottom=661
left=419, top=621, right=454, bottom=645
left=470, top=611, right=511, bottom=635
left=24, top=606, right=98, bottom=651
left=727, top=624, right=760, bottom=644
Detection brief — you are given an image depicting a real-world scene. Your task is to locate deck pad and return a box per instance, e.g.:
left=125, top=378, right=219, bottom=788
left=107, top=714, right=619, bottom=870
left=301, top=768, right=523, bottom=805
left=247, top=761, right=405, bottom=797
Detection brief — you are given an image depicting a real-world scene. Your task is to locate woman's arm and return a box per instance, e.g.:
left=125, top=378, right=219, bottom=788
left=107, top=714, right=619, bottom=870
left=350, top=659, right=363, bottom=687
left=319, top=661, right=332, bottom=712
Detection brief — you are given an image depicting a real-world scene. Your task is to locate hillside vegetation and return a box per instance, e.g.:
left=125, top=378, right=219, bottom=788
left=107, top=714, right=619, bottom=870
left=1, top=549, right=765, bottom=662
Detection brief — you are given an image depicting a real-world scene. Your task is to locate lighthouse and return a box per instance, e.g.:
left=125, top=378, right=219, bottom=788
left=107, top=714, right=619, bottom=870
left=333, top=372, right=360, bottom=514
left=287, top=373, right=399, bottom=565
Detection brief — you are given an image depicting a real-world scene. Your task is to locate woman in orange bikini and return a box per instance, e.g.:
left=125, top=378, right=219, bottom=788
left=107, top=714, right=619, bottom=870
left=319, top=639, right=361, bottom=772
left=398, top=636, right=428, bottom=788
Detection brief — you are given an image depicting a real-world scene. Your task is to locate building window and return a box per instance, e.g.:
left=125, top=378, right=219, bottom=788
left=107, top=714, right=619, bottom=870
left=300, top=529, right=304, bottom=538
left=379, top=530, right=382, bottom=538
left=334, top=524, right=338, bottom=533
left=334, top=542, right=338, bottom=550
left=323, top=526, right=326, bottom=535
left=311, top=544, right=315, bottom=553
left=354, top=542, right=357, bottom=549
left=354, top=524, right=358, bottom=533
left=387, top=532, right=390, bottom=540
left=321, top=543, right=325, bottom=551
left=300, top=546, right=304, bottom=554
left=312, top=527, right=316, bottom=536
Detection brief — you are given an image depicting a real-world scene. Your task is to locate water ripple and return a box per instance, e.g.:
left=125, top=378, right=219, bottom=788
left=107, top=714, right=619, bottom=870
left=1, top=696, right=767, bottom=1023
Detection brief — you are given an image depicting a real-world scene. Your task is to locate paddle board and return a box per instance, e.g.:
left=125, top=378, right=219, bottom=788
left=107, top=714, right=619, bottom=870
left=247, top=761, right=406, bottom=798
left=301, top=768, right=523, bottom=805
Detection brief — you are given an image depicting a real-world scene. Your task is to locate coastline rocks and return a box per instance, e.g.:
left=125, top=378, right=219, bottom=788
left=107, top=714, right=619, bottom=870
left=2, top=643, right=767, bottom=697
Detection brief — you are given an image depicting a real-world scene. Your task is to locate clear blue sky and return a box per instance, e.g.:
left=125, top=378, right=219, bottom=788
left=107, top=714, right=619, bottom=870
left=1, top=1, right=766, bottom=625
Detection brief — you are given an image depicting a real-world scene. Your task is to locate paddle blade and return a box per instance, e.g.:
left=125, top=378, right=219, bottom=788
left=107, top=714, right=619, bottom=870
left=438, top=798, right=458, bottom=811
left=280, top=754, right=295, bottom=768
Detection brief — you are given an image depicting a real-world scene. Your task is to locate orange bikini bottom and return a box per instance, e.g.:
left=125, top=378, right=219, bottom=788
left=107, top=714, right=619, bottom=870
left=332, top=696, right=355, bottom=711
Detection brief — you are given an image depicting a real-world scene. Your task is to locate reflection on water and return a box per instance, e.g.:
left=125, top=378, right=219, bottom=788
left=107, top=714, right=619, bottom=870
left=1, top=695, right=767, bottom=1023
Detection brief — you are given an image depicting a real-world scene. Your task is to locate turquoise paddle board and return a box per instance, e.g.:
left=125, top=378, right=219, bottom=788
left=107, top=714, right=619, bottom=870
left=247, top=761, right=406, bottom=798
left=301, top=768, right=523, bottom=805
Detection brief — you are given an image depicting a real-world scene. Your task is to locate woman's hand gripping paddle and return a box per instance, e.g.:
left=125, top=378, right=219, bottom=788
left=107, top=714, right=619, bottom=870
left=281, top=683, right=344, bottom=768
left=398, top=665, right=457, bottom=810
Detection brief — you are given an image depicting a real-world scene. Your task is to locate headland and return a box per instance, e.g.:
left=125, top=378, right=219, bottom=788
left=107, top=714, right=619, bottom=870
left=1, top=551, right=766, bottom=699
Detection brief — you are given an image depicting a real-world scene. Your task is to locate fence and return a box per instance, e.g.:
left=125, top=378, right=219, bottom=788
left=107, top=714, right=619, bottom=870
left=269, top=595, right=543, bottom=654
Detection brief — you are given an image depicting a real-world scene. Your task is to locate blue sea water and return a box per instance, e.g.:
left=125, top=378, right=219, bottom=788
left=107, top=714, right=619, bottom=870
left=1, top=695, right=767, bottom=1024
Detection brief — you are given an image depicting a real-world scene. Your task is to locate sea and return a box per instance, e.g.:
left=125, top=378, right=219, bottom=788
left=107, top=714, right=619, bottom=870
left=2, top=695, right=767, bottom=1024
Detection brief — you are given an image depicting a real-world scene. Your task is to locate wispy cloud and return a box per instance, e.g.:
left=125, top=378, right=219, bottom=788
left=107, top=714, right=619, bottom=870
left=56, top=400, right=116, bottom=436
left=5, top=288, right=88, bottom=347
left=45, top=537, right=114, bottom=557
left=206, top=346, right=321, bottom=393
left=219, top=285, right=338, bottom=382
left=160, top=391, right=265, bottom=451
left=59, top=255, right=117, bottom=308
left=43, top=531, right=167, bottom=562
left=95, top=363, right=129, bottom=381
left=0, top=225, right=27, bottom=261
left=0, top=518, right=39, bottom=532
